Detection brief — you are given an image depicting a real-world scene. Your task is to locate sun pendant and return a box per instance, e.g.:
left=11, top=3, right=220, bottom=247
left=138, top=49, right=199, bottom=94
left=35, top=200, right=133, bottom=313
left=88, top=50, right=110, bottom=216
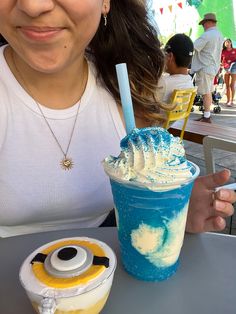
left=61, top=157, right=74, bottom=170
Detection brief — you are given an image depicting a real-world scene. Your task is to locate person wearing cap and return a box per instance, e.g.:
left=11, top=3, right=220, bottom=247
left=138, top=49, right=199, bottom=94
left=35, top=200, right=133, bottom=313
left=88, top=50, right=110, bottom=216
left=157, top=33, right=194, bottom=103
left=190, top=13, right=224, bottom=123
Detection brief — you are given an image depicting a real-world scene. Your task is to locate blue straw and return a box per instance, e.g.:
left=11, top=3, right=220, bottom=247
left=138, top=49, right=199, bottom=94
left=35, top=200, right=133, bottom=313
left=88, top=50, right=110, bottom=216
left=115, top=63, right=136, bottom=134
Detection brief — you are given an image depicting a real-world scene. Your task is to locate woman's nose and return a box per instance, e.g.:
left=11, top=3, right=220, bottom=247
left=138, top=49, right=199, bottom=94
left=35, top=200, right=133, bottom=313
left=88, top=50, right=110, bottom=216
left=16, top=0, right=55, bottom=17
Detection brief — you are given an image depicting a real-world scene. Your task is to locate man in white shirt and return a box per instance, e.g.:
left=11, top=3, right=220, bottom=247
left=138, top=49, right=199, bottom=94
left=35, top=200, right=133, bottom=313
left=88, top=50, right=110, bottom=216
left=157, top=33, right=194, bottom=103
left=191, top=13, right=224, bottom=123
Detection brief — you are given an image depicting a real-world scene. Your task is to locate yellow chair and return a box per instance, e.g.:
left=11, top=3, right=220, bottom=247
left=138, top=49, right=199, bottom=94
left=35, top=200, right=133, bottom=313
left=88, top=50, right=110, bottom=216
left=163, top=88, right=197, bottom=140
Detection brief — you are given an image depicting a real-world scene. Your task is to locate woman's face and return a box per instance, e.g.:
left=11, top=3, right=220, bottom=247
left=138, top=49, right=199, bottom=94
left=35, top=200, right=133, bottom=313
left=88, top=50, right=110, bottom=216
left=224, top=40, right=232, bottom=49
left=0, top=0, right=110, bottom=73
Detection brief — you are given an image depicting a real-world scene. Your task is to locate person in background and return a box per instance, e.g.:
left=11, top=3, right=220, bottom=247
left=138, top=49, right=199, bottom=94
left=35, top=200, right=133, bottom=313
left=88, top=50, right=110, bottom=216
left=221, top=38, right=236, bottom=107
left=191, top=13, right=224, bottom=123
left=0, top=1, right=235, bottom=237
left=158, top=33, right=194, bottom=103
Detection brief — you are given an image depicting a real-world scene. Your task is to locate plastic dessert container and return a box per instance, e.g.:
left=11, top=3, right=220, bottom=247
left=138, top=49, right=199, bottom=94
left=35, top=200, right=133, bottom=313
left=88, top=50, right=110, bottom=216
left=19, top=237, right=116, bottom=314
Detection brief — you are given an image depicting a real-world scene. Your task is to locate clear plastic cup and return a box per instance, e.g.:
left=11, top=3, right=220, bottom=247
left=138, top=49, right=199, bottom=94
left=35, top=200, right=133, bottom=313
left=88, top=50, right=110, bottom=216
left=109, top=161, right=199, bottom=281
left=19, top=237, right=116, bottom=314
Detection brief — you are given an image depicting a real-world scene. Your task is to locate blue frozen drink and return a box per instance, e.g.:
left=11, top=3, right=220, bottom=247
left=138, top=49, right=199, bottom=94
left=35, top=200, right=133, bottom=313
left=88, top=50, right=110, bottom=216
left=103, top=127, right=199, bottom=281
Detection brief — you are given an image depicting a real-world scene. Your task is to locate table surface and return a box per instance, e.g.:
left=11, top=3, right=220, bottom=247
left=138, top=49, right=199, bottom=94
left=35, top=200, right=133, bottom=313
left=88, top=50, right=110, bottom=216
left=1, top=227, right=236, bottom=314
left=169, top=119, right=236, bottom=144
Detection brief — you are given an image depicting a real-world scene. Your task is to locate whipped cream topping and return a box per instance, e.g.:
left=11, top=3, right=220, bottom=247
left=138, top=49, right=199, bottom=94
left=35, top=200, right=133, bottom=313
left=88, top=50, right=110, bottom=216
left=103, top=127, right=192, bottom=190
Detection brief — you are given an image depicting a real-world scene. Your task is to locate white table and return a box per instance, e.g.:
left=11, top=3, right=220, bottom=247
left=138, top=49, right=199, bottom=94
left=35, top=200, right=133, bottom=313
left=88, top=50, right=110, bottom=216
left=1, top=227, right=236, bottom=314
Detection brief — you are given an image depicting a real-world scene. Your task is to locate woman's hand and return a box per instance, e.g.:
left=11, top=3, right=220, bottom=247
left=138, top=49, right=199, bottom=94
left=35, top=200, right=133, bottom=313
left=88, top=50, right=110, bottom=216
left=186, top=169, right=236, bottom=233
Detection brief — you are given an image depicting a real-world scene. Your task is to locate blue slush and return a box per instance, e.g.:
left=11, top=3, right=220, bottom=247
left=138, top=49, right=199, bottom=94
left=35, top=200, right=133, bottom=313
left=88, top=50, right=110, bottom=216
left=103, top=127, right=199, bottom=281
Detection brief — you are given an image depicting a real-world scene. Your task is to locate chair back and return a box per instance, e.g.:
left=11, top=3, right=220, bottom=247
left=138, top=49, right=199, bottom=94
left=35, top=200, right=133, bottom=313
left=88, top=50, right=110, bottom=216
left=203, top=136, right=236, bottom=174
left=164, top=88, right=197, bottom=140
left=203, top=135, right=236, bottom=235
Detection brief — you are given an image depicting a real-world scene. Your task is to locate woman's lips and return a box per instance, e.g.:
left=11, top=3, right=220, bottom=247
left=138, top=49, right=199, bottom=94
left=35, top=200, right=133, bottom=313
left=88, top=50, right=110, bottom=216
left=18, top=26, right=64, bottom=42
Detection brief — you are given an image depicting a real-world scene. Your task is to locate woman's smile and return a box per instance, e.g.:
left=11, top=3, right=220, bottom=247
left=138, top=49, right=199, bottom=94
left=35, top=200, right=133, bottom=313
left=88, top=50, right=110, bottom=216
left=18, top=26, right=65, bottom=42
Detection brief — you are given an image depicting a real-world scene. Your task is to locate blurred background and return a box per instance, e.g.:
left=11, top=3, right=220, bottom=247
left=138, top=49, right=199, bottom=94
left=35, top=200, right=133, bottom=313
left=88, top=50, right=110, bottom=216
left=148, top=0, right=236, bottom=46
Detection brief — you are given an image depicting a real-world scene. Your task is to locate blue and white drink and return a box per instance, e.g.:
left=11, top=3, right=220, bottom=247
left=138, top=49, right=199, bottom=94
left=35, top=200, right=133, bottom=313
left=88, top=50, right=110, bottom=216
left=103, top=127, right=199, bottom=281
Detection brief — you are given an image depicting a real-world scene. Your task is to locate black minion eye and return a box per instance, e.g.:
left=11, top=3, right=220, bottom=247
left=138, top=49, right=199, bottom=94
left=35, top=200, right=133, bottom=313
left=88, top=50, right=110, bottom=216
left=57, top=247, right=78, bottom=261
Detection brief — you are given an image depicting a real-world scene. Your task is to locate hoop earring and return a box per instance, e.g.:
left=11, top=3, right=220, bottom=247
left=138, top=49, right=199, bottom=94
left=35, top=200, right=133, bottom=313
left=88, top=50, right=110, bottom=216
left=103, top=14, right=107, bottom=27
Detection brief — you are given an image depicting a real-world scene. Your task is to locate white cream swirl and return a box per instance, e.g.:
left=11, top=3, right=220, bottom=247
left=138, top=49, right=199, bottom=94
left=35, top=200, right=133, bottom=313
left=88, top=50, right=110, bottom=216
left=103, top=127, right=193, bottom=190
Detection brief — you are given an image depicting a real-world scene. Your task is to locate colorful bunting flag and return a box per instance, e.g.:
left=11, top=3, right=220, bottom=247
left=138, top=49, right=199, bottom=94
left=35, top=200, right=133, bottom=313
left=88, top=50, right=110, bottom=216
left=158, top=2, right=183, bottom=15
left=177, top=2, right=183, bottom=9
left=168, top=5, right=173, bottom=12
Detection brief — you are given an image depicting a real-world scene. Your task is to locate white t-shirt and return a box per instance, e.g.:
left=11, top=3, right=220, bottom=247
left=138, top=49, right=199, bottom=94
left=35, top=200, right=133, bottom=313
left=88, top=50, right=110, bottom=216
left=0, top=45, right=126, bottom=237
left=157, top=73, right=194, bottom=102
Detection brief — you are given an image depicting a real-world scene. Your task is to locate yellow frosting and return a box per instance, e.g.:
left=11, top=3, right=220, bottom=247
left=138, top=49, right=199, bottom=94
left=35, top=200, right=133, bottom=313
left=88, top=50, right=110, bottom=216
left=32, top=240, right=106, bottom=288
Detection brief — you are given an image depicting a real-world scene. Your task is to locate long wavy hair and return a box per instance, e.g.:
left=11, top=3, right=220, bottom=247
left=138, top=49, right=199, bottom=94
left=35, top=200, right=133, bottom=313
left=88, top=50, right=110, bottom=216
left=87, top=0, right=170, bottom=124
left=0, top=34, right=7, bottom=46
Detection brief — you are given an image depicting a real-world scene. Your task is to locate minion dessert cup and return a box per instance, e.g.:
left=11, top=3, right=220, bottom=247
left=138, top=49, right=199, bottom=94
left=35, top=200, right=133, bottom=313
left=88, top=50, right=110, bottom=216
left=103, top=127, right=200, bottom=282
left=19, top=237, right=116, bottom=314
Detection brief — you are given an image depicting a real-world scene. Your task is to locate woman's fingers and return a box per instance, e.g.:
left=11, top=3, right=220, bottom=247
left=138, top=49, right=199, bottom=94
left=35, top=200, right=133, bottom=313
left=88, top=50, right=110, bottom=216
left=216, top=188, right=236, bottom=203
left=203, top=216, right=226, bottom=232
left=199, top=169, right=231, bottom=189
left=213, top=199, right=235, bottom=217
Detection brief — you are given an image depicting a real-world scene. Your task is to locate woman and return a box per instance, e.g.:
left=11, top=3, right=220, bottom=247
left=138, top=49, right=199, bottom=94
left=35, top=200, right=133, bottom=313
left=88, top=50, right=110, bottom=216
left=221, top=38, right=236, bottom=106
left=0, top=0, right=235, bottom=237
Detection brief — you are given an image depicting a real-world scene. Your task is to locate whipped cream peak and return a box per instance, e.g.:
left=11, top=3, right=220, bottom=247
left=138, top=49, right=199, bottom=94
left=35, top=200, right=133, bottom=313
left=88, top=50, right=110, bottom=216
left=103, top=127, right=193, bottom=190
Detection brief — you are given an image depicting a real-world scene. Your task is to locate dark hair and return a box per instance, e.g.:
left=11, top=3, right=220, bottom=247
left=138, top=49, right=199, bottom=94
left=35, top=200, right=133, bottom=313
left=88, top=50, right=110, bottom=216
left=0, top=34, right=7, bottom=46
left=223, top=38, right=233, bottom=50
left=87, top=0, right=168, bottom=123
left=165, top=34, right=194, bottom=68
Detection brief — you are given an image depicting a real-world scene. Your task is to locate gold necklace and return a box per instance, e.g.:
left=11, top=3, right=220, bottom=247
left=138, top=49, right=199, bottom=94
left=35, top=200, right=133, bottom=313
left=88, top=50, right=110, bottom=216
left=11, top=50, right=85, bottom=170
left=35, top=99, right=80, bottom=170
